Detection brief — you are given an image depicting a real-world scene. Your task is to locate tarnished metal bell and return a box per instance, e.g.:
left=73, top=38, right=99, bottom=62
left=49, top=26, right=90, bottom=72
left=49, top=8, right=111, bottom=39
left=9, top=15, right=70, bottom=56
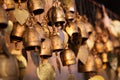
left=102, top=52, right=108, bottom=63
left=83, top=54, right=96, bottom=72
left=105, top=39, right=114, bottom=52
left=95, top=39, right=104, bottom=53
left=78, top=54, right=96, bottom=72
left=52, top=5, right=66, bottom=26
left=3, top=0, right=15, bottom=11
left=50, top=34, right=64, bottom=52
left=27, top=0, right=44, bottom=15
left=76, top=16, right=88, bottom=43
left=40, top=38, right=52, bottom=58
left=0, top=5, right=8, bottom=29
left=11, top=22, right=26, bottom=42
left=34, top=22, right=46, bottom=42
left=65, top=11, right=75, bottom=20
left=23, top=26, right=41, bottom=50
left=65, top=21, right=79, bottom=37
left=60, top=49, right=76, bottom=66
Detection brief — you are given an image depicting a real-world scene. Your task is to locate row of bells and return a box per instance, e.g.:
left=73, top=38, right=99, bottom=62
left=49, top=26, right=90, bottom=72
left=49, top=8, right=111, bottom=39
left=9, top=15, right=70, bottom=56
left=0, top=0, right=119, bottom=73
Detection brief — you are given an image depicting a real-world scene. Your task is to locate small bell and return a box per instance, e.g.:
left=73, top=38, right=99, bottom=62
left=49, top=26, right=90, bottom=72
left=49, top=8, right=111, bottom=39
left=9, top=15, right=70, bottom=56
left=60, top=49, right=76, bottom=66
left=50, top=34, right=64, bottom=52
left=23, top=26, right=41, bottom=51
left=95, top=39, right=104, bottom=53
left=0, top=5, right=8, bottom=29
left=52, top=1, right=66, bottom=26
left=102, top=52, right=108, bottom=63
left=3, top=0, right=15, bottom=11
left=27, top=0, right=44, bottom=15
left=40, top=38, right=52, bottom=58
left=65, top=11, right=75, bottom=20
left=10, top=22, right=26, bottom=42
left=105, top=39, right=114, bottom=52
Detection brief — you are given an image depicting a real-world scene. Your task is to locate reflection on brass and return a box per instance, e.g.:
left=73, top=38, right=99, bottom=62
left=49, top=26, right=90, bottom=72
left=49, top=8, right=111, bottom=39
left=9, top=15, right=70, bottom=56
left=95, top=40, right=104, bottom=53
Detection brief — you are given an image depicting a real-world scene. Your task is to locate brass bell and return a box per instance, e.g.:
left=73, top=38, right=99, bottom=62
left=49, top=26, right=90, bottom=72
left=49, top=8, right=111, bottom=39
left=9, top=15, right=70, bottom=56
left=0, top=5, right=8, bottom=29
left=14, top=0, right=27, bottom=3
left=65, top=21, right=79, bottom=37
left=94, top=55, right=102, bottom=69
left=34, top=22, right=45, bottom=42
left=105, top=39, right=113, bottom=52
left=60, top=49, right=76, bottom=66
left=3, top=0, right=15, bottom=11
left=84, top=54, right=96, bottom=72
left=95, top=39, right=104, bottom=53
left=62, top=30, right=69, bottom=48
left=50, top=34, right=64, bottom=52
left=46, top=6, right=54, bottom=26
left=52, top=5, right=66, bottom=26
left=101, top=31, right=109, bottom=43
left=27, top=0, right=44, bottom=15
left=102, top=52, right=108, bottom=63
left=65, top=11, right=75, bottom=20
left=23, top=26, right=41, bottom=50
left=61, top=0, right=75, bottom=13
left=40, top=38, right=52, bottom=58
left=76, top=15, right=88, bottom=43
left=11, top=22, right=26, bottom=42
left=84, top=22, right=93, bottom=35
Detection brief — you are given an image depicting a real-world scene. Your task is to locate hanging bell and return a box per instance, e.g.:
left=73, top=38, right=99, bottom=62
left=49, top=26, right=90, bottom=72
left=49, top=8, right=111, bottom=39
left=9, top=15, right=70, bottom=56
left=84, top=22, right=93, bottom=35
left=0, top=5, right=8, bottom=29
left=52, top=5, right=66, bottom=26
left=3, top=0, right=15, bottom=11
left=102, top=52, right=108, bottom=63
left=84, top=54, right=96, bottom=72
left=60, top=49, right=76, bottom=66
left=61, top=0, right=75, bottom=13
left=14, top=0, right=27, bottom=3
left=105, top=39, right=114, bottom=52
left=76, top=16, right=88, bottom=43
left=27, top=0, right=44, bottom=15
left=94, top=55, right=102, bottom=69
left=50, top=34, right=64, bottom=52
left=23, top=26, right=41, bottom=51
left=65, top=10, right=75, bottom=20
left=40, top=38, right=52, bottom=58
left=101, top=31, right=109, bottom=43
left=46, top=6, right=55, bottom=26
left=34, top=22, right=46, bottom=42
left=95, top=39, right=104, bottom=53
left=65, top=21, right=79, bottom=37
left=10, top=22, right=26, bottom=42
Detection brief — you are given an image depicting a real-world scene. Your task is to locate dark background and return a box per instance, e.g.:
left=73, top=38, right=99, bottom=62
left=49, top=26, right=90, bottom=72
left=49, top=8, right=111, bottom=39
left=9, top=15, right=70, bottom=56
left=95, top=0, right=120, bottom=16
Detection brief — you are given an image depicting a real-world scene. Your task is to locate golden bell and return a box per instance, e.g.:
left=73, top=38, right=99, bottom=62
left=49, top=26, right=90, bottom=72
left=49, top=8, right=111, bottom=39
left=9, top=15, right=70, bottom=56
left=52, top=6, right=65, bottom=26
left=95, top=40, right=104, bottom=53
left=23, top=26, right=41, bottom=50
left=14, top=0, right=27, bottom=3
left=65, top=21, right=79, bottom=37
left=46, top=6, right=54, bottom=26
left=101, top=31, right=108, bottom=43
left=76, top=16, right=88, bottom=43
left=27, top=0, right=44, bottom=15
left=61, top=0, right=75, bottom=13
left=50, top=34, right=64, bottom=52
left=105, top=39, right=113, bottom=52
left=60, top=49, right=76, bottom=66
left=94, top=55, right=102, bottom=69
left=65, top=11, right=75, bottom=20
left=102, top=52, right=108, bottom=63
left=40, top=38, right=52, bottom=58
left=11, top=22, right=26, bottom=42
left=0, top=5, right=8, bottom=29
left=84, top=54, right=96, bottom=72
left=34, top=22, right=45, bottom=42
left=3, top=0, right=15, bottom=11
left=85, top=22, right=93, bottom=35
